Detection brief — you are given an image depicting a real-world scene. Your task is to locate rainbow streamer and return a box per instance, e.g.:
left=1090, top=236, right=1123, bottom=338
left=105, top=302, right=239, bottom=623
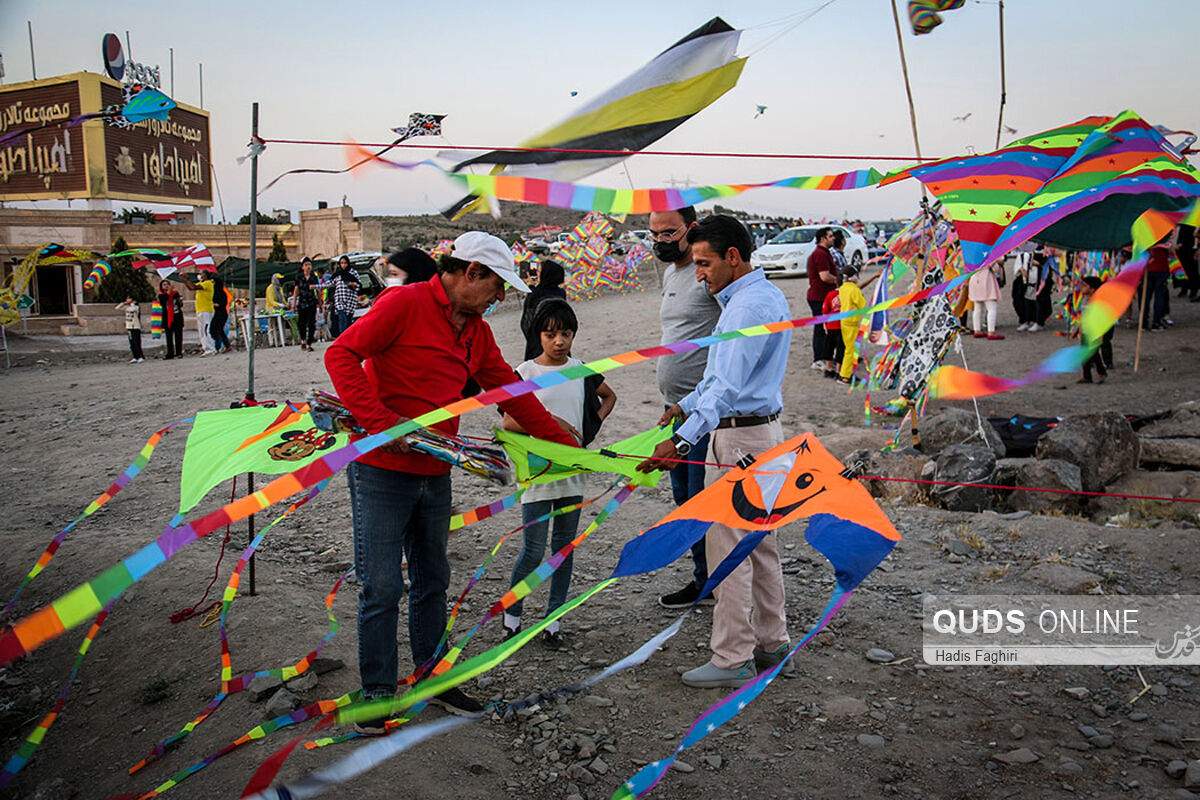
left=444, top=168, right=883, bottom=214
left=0, top=602, right=115, bottom=789
left=449, top=490, right=521, bottom=530
left=150, top=301, right=163, bottom=338
left=127, top=482, right=335, bottom=775
left=82, top=260, right=111, bottom=291
left=2, top=418, right=192, bottom=624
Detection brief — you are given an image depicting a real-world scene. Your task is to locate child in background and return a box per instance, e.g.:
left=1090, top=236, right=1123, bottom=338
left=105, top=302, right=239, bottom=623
left=820, top=283, right=843, bottom=379
left=115, top=296, right=144, bottom=363
left=837, top=264, right=867, bottom=384
left=1078, top=276, right=1113, bottom=384
left=314, top=305, right=330, bottom=343
left=501, top=298, right=616, bottom=649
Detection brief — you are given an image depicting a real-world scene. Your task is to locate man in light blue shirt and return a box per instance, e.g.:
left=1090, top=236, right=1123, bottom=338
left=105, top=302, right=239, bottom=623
left=639, top=214, right=793, bottom=689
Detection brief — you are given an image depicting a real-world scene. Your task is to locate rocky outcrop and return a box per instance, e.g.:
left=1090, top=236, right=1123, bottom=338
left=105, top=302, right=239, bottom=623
left=1035, top=412, right=1139, bottom=492
left=918, top=407, right=1006, bottom=459
left=931, top=444, right=996, bottom=511
left=994, top=457, right=1084, bottom=513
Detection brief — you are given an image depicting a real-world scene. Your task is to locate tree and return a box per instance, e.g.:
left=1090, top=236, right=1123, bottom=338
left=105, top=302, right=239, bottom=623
left=238, top=210, right=278, bottom=226
left=95, top=235, right=155, bottom=304
left=268, top=233, right=288, bottom=263
left=120, top=206, right=156, bottom=224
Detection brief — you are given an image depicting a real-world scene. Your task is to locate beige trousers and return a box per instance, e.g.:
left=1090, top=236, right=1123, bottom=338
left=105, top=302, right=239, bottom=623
left=705, top=420, right=789, bottom=669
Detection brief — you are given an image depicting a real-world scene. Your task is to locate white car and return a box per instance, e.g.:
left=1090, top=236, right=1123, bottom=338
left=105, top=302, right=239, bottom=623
left=750, top=225, right=868, bottom=278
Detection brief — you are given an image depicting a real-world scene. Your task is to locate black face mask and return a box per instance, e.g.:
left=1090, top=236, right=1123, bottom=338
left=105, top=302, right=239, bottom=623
left=654, top=239, right=685, bottom=263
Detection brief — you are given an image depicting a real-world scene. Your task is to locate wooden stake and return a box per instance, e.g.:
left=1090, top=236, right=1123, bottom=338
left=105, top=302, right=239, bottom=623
left=1133, top=267, right=1149, bottom=372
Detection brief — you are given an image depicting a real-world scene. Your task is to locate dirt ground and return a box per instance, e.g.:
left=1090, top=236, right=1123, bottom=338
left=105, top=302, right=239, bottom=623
left=1, top=275, right=1198, bottom=800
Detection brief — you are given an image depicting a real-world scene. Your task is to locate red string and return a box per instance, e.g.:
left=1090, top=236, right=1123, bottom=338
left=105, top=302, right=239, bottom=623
left=857, top=475, right=1200, bottom=504
left=169, top=478, right=237, bottom=624
left=571, top=448, right=1200, bottom=504
left=259, top=137, right=929, bottom=162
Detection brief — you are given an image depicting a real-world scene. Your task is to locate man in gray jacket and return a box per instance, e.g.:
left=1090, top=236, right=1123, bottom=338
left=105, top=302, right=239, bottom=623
left=650, top=206, right=722, bottom=608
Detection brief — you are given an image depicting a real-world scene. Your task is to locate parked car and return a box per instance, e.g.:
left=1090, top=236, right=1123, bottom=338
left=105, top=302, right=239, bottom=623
left=750, top=225, right=868, bottom=278
left=744, top=220, right=784, bottom=250
left=865, top=220, right=907, bottom=259
left=330, top=251, right=385, bottom=317
left=620, top=229, right=652, bottom=247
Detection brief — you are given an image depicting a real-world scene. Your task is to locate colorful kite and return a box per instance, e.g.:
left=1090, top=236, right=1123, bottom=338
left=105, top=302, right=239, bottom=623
left=908, top=0, right=965, bottom=35
left=612, top=434, right=899, bottom=796
left=260, top=112, right=447, bottom=194
left=443, top=17, right=747, bottom=218
left=882, top=111, right=1200, bottom=269
left=0, top=85, right=176, bottom=147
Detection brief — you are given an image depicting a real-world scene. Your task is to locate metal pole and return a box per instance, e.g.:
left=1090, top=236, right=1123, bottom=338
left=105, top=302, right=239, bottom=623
left=889, top=0, right=925, bottom=194
left=27, top=21, right=35, bottom=80
left=248, top=102, right=258, bottom=401
left=247, top=472, right=256, bottom=595
left=994, top=0, right=1007, bottom=149
left=198, top=63, right=204, bottom=109
left=170, top=47, right=174, bottom=97
left=124, top=30, right=131, bottom=62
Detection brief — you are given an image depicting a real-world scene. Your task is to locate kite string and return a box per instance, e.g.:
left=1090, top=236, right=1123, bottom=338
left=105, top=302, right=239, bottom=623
left=259, top=137, right=927, bottom=161
left=168, top=478, right=237, bottom=624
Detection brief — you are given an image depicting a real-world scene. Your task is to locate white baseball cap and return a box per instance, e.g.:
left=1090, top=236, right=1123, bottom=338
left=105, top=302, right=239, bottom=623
left=450, top=231, right=530, bottom=293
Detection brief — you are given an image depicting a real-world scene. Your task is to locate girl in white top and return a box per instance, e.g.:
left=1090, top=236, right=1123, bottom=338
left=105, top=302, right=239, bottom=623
left=501, top=298, right=615, bottom=648
left=115, top=296, right=145, bottom=363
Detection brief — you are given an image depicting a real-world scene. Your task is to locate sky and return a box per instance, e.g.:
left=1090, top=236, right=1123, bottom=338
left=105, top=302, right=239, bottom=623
left=1, top=0, right=1197, bottom=223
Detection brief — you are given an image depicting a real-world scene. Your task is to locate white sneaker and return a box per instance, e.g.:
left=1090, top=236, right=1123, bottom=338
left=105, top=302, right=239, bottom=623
left=1027, top=323, right=1041, bottom=332
left=130, top=358, right=139, bottom=364
left=1017, top=323, right=1029, bottom=331
left=136, top=358, right=145, bottom=363
left=810, top=360, right=825, bottom=371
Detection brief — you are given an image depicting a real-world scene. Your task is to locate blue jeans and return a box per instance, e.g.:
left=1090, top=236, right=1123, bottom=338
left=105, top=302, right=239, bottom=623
left=335, top=309, right=355, bottom=337
left=667, top=406, right=710, bottom=588
left=508, top=496, right=582, bottom=619
left=348, top=462, right=451, bottom=698
left=1144, top=271, right=1168, bottom=327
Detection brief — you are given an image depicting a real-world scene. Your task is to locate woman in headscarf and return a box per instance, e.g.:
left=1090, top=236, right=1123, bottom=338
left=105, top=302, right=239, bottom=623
left=157, top=279, right=185, bottom=359
left=266, top=272, right=287, bottom=312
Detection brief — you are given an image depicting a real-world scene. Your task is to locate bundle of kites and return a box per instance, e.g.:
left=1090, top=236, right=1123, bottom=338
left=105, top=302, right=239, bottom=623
left=6, top=10, right=1200, bottom=797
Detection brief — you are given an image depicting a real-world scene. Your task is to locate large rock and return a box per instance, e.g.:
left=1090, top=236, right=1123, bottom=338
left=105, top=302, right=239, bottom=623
left=932, top=444, right=997, bottom=511
left=1140, top=437, right=1200, bottom=470
left=994, top=457, right=1083, bottom=513
left=845, top=448, right=931, bottom=504
left=918, top=408, right=1006, bottom=459
left=1036, top=413, right=1139, bottom=492
left=1137, top=401, right=1200, bottom=438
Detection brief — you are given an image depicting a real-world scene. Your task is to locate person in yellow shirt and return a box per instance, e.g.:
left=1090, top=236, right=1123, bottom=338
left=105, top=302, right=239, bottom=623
left=266, top=273, right=287, bottom=312
left=183, top=272, right=217, bottom=356
left=837, top=264, right=867, bottom=384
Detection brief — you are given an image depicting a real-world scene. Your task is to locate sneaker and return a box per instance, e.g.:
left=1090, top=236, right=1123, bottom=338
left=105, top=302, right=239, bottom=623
left=129, top=358, right=139, bottom=363
left=541, top=630, right=564, bottom=650
left=681, top=659, right=757, bottom=688
left=353, top=695, right=395, bottom=734
left=987, top=333, right=1005, bottom=340
left=1165, top=318, right=1175, bottom=326
left=503, top=625, right=520, bottom=640
left=658, top=583, right=714, bottom=609
left=430, top=687, right=485, bottom=717
left=1027, top=324, right=1041, bottom=332
left=836, top=377, right=852, bottom=385
left=1016, top=323, right=1030, bottom=331
left=753, top=643, right=796, bottom=677
left=810, top=360, right=825, bottom=371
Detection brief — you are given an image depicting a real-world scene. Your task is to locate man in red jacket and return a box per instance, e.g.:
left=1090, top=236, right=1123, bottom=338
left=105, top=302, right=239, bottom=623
left=325, top=231, right=576, bottom=727
left=805, top=227, right=838, bottom=371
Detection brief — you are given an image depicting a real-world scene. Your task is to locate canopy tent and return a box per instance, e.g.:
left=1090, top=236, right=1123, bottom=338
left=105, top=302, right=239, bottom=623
left=216, top=257, right=333, bottom=292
